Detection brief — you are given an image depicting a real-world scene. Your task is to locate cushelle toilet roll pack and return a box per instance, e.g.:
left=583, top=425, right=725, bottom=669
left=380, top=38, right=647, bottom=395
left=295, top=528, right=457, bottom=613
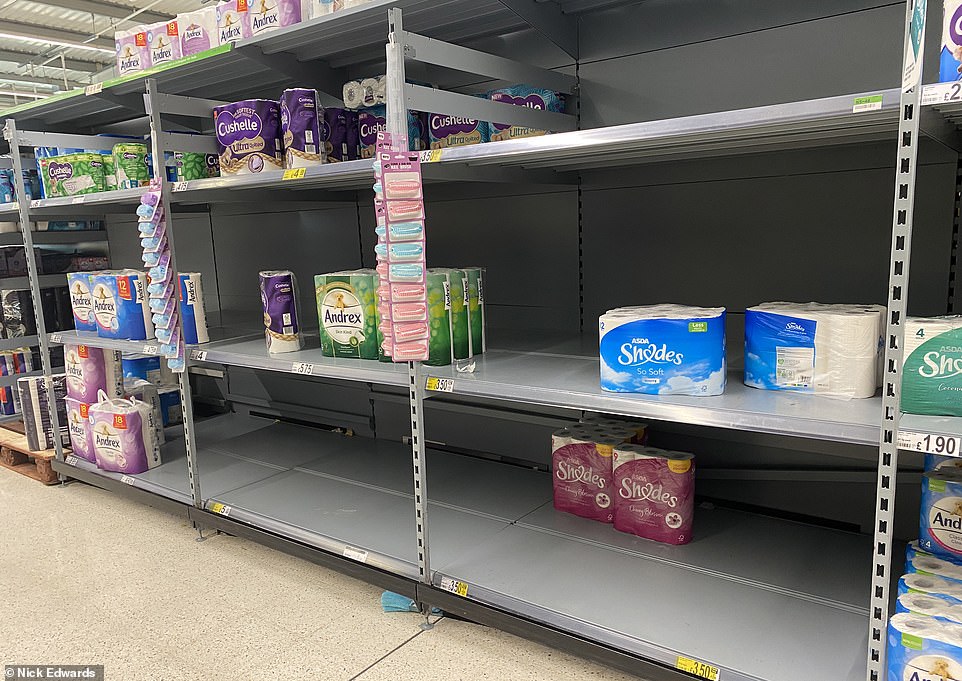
left=550, top=416, right=696, bottom=546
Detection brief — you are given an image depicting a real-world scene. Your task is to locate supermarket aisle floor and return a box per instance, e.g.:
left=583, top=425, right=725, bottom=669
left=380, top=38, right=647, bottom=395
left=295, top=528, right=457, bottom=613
left=0, top=470, right=639, bottom=681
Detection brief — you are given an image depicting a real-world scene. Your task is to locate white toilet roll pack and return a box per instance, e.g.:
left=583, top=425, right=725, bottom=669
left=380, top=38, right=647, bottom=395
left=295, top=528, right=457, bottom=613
left=897, top=592, right=962, bottom=625
left=899, top=572, right=962, bottom=604
left=744, top=302, right=883, bottom=399
left=259, top=270, right=303, bottom=353
left=889, top=613, right=962, bottom=681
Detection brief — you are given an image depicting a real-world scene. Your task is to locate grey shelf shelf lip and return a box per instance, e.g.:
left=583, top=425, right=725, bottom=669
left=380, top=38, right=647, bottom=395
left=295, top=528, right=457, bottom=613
left=0, top=369, right=41, bottom=387
left=425, top=347, right=882, bottom=446
left=0, top=335, right=38, bottom=351
left=0, top=203, right=19, bottom=221
left=170, top=159, right=375, bottom=199
left=47, top=330, right=163, bottom=355
left=0, top=230, right=107, bottom=247
left=899, top=413, right=962, bottom=442
left=0, top=274, right=67, bottom=290
left=27, top=188, right=143, bottom=212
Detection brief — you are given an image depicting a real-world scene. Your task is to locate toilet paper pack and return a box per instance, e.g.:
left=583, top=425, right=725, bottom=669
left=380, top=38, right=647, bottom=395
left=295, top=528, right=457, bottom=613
left=113, top=143, right=150, bottom=189
left=216, top=0, right=251, bottom=44
left=888, top=613, right=962, bottom=681
left=179, top=273, right=209, bottom=344
left=358, top=106, right=426, bottom=158
left=552, top=427, right=617, bottom=523
left=487, top=85, right=563, bottom=142
left=922, top=470, right=962, bottom=561
left=260, top=270, right=303, bottom=353
left=428, top=114, right=487, bottom=149
left=213, top=100, right=283, bottom=175
left=903, top=316, right=962, bottom=417
left=744, top=302, right=882, bottom=399
left=897, top=592, right=962, bottom=625
left=464, top=267, right=485, bottom=355
left=115, top=27, right=149, bottom=76
left=247, top=0, right=301, bottom=37
left=65, top=396, right=95, bottom=463
left=899, top=572, right=962, bottom=604
left=599, top=305, right=726, bottom=396
left=124, top=378, right=165, bottom=447
left=908, top=546, right=962, bottom=586
left=315, top=270, right=379, bottom=359
left=944, top=1, right=962, bottom=82
left=424, top=270, right=453, bottom=367
left=91, top=271, right=153, bottom=340
left=178, top=8, right=218, bottom=56
left=18, top=374, right=68, bottom=452
left=67, top=272, right=96, bottom=333
left=145, top=20, right=181, bottom=67
left=612, top=444, right=694, bottom=545
left=281, top=89, right=323, bottom=169
left=88, top=392, right=160, bottom=474
left=65, top=342, right=124, bottom=403
left=321, top=108, right=358, bottom=162
left=434, top=268, right=471, bottom=360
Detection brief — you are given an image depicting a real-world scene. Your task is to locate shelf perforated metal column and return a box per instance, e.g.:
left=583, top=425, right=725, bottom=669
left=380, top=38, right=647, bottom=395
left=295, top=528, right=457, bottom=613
left=5, top=119, right=65, bottom=462
left=386, top=7, right=431, bottom=585
left=868, top=1, right=926, bottom=678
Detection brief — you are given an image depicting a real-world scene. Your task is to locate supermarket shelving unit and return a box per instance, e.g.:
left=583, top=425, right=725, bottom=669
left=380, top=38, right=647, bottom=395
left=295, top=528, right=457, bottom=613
left=3, top=2, right=959, bottom=680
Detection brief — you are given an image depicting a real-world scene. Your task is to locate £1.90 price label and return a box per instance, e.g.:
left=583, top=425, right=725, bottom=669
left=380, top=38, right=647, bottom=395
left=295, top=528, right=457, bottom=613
left=899, top=430, right=962, bottom=457
left=676, top=656, right=720, bottom=680
left=425, top=377, right=454, bottom=393
left=439, top=576, right=468, bottom=597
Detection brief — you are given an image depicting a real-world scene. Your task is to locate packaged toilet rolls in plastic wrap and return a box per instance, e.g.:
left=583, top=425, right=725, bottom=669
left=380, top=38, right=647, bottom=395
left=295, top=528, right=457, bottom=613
left=321, top=108, right=358, bottom=162
left=88, top=391, right=160, bottom=474
left=888, top=613, right=962, bottom=681
left=260, top=270, right=303, bottom=353
left=18, top=374, right=67, bottom=452
left=612, top=444, right=694, bottom=545
left=246, top=0, right=301, bottom=37
left=744, top=302, right=882, bottom=399
left=281, top=89, right=323, bottom=169
left=67, top=272, right=96, bottom=333
left=178, top=7, right=218, bottom=56
left=902, top=316, right=962, bottom=417
left=125, top=378, right=165, bottom=446
left=943, top=1, right=962, bottom=82
left=91, top=270, right=153, bottom=340
left=487, top=85, right=564, bottom=142
left=65, top=396, right=94, bottom=463
left=315, top=270, right=378, bottom=359
left=551, top=427, right=617, bottom=523
left=213, top=100, right=283, bottom=175
left=145, top=20, right=181, bottom=67
left=908, top=546, right=962, bottom=586
left=598, top=305, right=726, bottom=395
left=115, top=27, right=149, bottom=76
left=179, top=273, right=209, bottom=344
left=216, top=0, right=250, bottom=44
left=921, top=470, right=962, bottom=561
left=897, top=592, right=962, bottom=625
left=899, top=572, right=962, bottom=603
left=65, top=343, right=123, bottom=403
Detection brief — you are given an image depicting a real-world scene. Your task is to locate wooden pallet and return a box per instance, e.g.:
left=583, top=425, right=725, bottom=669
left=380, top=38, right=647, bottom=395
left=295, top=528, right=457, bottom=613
left=0, top=425, right=63, bottom=485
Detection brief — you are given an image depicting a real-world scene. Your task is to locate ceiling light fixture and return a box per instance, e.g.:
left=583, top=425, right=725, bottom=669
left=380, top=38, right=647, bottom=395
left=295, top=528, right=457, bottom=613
left=0, top=33, right=114, bottom=55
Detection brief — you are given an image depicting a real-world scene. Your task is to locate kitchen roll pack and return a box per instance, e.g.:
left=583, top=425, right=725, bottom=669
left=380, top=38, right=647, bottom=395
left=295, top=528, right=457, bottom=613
left=921, top=470, right=962, bottom=562
left=744, top=302, right=883, bottom=399
left=888, top=613, right=962, bottom=681
left=612, top=444, right=695, bottom=545
left=902, top=316, right=962, bottom=417
left=598, top=305, right=726, bottom=396
left=65, top=343, right=124, bottom=404
left=260, top=270, right=303, bottom=353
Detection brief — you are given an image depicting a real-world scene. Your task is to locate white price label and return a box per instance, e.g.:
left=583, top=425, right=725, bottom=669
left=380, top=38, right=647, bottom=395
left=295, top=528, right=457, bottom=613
left=120, top=475, right=136, bottom=486
left=292, top=362, right=314, bottom=375
left=439, top=576, right=468, bottom=597
left=922, top=82, right=962, bottom=106
left=172, top=181, right=189, bottom=192
left=84, top=83, right=103, bottom=96
left=852, top=94, right=883, bottom=113
left=65, top=455, right=78, bottom=466
left=425, top=377, right=454, bottom=393
left=190, top=350, right=208, bottom=361
left=30, top=199, right=41, bottom=208
left=49, top=333, right=62, bottom=344
left=899, top=430, right=962, bottom=456
left=71, top=196, right=85, bottom=204
left=343, top=546, right=369, bottom=563
left=209, top=502, right=231, bottom=516
left=418, top=149, right=442, bottom=163
left=143, top=344, right=159, bottom=355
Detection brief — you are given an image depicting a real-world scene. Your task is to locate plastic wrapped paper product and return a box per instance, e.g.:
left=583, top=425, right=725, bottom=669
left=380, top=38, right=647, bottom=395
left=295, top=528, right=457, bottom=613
left=744, top=302, right=882, bottom=399
left=943, top=1, right=962, bottom=82
left=178, top=7, right=218, bottom=56
left=213, top=99, right=283, bottom=175
left=315, top=270, right=378, bottom=359
left=216, top=0, right=250, bottom=44
left=65, top=342, right=123, bottom=403
left=115, top=26, right=149, bottom=76
left=247, top=0, right=301, bottom=37
left=17, top=374, right=68, bottom=452
left=487, top=85, right=564, bottom=142
left=67, top=273, right=96, bottom=333
left=598, top=304, right=726, bottom=396
left=551, top=426, right=619, bottom=523
left=88, top=391, right=161, bottom=474
left=921, top=470, right=962, bottom=562
left=280, top=89, right=323, bottom=169
left=612, top=444, right=694, bottom=545
left=39, top=153, right=106, bottom=197
left=91, top=270, right=153, bottom=341
left=65, top=396, right=95, bottom=463
left=902, top=316, right=962, bottom=416
left=259, top=270, right=303, bottom=353
left=888, top=613, right=962, bottom=681
left=320, top=108, right=358, bottom=162
left=112, top=143, right=150, bottom=190
left=179, top=273, right=209, bottom=344
left=144, top=20, right=181, bottom=67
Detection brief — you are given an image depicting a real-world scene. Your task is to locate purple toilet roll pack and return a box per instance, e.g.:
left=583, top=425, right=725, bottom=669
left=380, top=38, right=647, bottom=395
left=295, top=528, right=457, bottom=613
left=213, top=99, right=283, bottom=175
left=280, top=88, right=323, bottom=169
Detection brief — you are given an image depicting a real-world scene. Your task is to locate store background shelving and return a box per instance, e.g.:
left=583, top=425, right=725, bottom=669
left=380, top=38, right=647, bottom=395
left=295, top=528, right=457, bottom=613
left=3, top=2, right=956, bottom=680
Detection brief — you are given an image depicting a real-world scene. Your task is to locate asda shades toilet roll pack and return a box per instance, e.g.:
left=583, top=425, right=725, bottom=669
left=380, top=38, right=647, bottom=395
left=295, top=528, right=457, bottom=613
left=744, top=302, right=883, bottom=399
left=903, top=315, right=962, bottom=417
left=612, top=444, right=694, bottom=545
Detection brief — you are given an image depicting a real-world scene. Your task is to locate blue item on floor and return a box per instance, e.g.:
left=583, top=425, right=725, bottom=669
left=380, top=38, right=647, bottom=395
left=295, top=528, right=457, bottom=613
left=380, top=591, right=442, bottom=615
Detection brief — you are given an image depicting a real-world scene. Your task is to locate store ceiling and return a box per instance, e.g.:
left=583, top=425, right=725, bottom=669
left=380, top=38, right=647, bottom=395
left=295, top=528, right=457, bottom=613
left=0, top=0, right=197, bottom=109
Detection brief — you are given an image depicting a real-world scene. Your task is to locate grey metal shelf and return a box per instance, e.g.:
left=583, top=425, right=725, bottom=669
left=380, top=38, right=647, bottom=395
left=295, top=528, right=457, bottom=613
left=0, top=335, right=38, bottom=350
left=424, top=336, right=882, bottom=446
left=27, top=188, right=143, bottom=214
left=0, top=369, right=40, bottom=387
left=0, top=274, right=67, bottom=290
left=0, top=230, right=107, bottom=247
left=0, top=203, right=19, bottom=221
left=48, top=330, right=163, bottom=356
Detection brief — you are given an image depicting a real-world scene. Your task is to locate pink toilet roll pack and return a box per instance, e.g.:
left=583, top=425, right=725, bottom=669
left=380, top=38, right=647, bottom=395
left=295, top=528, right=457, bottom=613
left=551, top=426, right=620, bottom=523
left=65, top=396, right=95, bottom=463
left=88, top=390, right=161, bottom=474
left=612, top=444, right=695, bottom=545
left=64, top=343, right=124, bottom=404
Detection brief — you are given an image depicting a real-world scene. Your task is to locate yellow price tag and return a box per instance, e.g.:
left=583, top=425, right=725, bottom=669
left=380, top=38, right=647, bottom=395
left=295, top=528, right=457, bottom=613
left=676, top=656, right=719, bottom=680
left=419, top=149, right=443, bottom=163
left=282, top=168, right=307, bottom=180
left=209, top=502, right=231, bottom=516
left=440, top=576, right=468, bottom=597
left=425, top=377, right=454, bottom=392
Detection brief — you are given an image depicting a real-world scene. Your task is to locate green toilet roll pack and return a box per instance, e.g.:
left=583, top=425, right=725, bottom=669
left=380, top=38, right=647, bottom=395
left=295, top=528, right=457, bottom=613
left=903, top=315, right=962, bottom=417
left=315, top=270, right=380, bottom=360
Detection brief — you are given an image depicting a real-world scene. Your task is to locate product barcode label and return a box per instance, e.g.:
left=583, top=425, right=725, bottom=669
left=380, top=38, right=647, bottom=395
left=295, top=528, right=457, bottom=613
left=425, top=377, right=454, bottom=393
left=292, top=362, right=314, bottom=375
left=84, top=83, right=103, bottom=96
left=922, top=82, right=962, bottom=106
left=898, top=430, right=962, bottom=456
left=172, top=181, right=189, bottom=192
left=209, top=502, right=231, bottom=516
left=343, top=546, right=368, bottom=563
left=190, top=350, right=207, bottom=361
left=439, top=576, right=468, bottom=597
left=676, top=656, right=720, bottom=680
left=65, top=455, right=78, bottom=466
left=775, top=347, right=814, bottom=389
left=282, top=168, right=306, bottom=180
left=120, top=475, right=136, bottom=486
left=49, top=333, right=62, bottom=344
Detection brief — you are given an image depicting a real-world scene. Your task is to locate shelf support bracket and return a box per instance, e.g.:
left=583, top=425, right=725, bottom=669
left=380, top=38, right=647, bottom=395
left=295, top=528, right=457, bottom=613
left=498, top=0, right=578, bottom=60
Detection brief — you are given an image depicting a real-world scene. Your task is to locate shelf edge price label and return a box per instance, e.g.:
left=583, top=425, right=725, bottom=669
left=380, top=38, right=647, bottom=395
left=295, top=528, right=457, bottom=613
left=292, top=362, right=314, bottom=376
left=899, top=430, right=962, bottom=456
left=425, top=377, right=454, bottom=393
left=120, top=475, right=136, bottom=486
left=209, top=502, right=231, bottom=517
left=922, top=82, right=962, bottom=106
left=439, top=576, right=468, bottom=597
left=418, top=149, right=443, bottom=163
left=84, top=82, right=103, bottom=96
left=172, top=181, right=189, bottom=192
left=143, top=344, right=158, bottom=355
left=343, top=546, right=369, bottom=563
left=49, top=333, right=62, bottom=344
left=30, top=199, right=41, bottom=209
left=282, top=167, right=307, bottom=180
left=71, top=196, right=86, bottom=205
left=190, top=350, right=207, bottom=362
left=852, top=94, right=883, bottom=113
left=676, top=656, right=720, bottom=681
left=64, top=455, right=78, bottom=466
